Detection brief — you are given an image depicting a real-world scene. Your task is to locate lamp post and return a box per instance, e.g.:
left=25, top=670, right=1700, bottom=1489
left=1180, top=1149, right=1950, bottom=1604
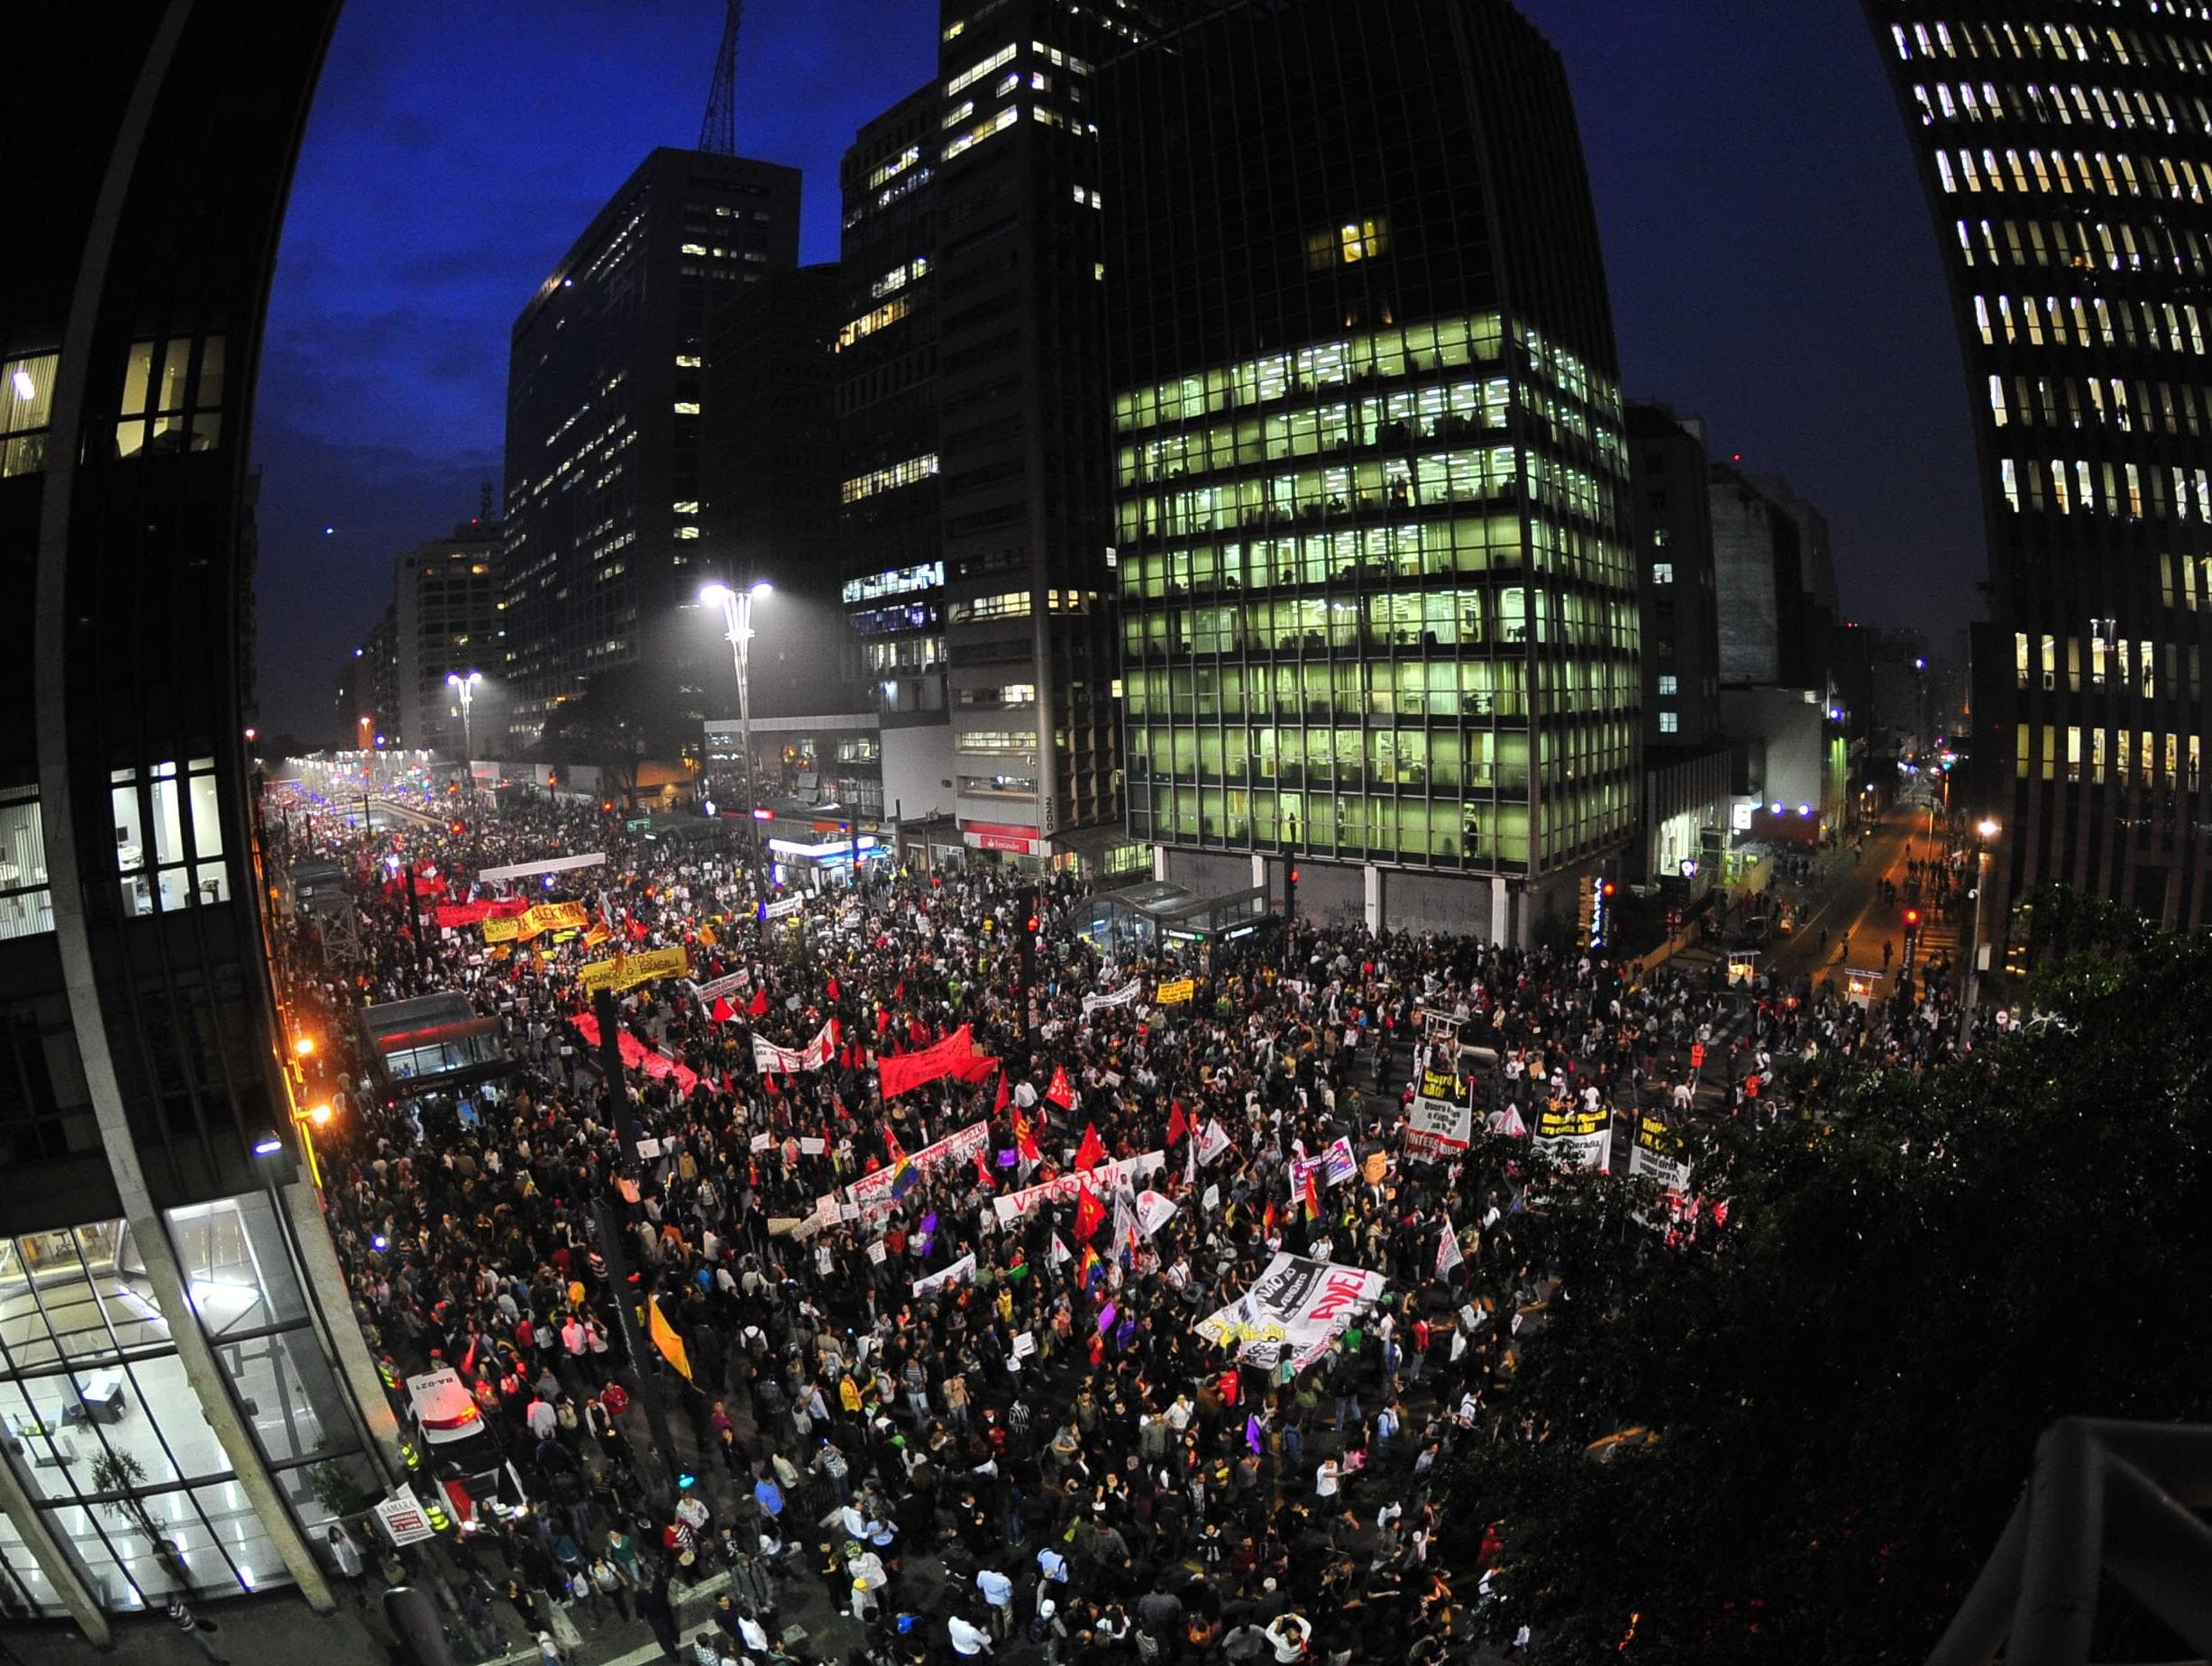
left=1961, top=816, right=2000, bottom=1042
left=444, top=671, right=480, bottom=797
left=701, top=581, right=772, bottom=922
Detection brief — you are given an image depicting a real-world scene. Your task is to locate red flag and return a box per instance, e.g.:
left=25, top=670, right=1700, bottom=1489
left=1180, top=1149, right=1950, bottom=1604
left=1074, top=1185, right=1106, bottom=1243
left=1047, top=1066, right=1076, bottom=1111
left=1075, top=1121, right=1106, bottom=1172
left=1264, top=1200, right=1279, bottom=1240
left=1015, top=1111, right=1039, bottom=1164
left=710, top=996, right=736, bottom=1023
left=746, top=987, right=768, bottom=1018
left=993, top=1071, right=1010, bottom=1116
left=762, top=1070, right=779, bottom=1095
left=884, top=1122, right=906, bottom=1163
left=974, top=1148, right=993, bottom=1188
left=1165, top=1101, right=1188, bottom=1146
left=827, top=977, right=840, bottom=1002
left=1303, top=1166, right=1322, bottom=1222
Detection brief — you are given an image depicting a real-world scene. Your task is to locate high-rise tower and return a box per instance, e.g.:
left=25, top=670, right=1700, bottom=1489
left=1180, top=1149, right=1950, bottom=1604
left=1867, top=6, right=2212, bottom=932
left=1102, top=0, right=1638, bottom=940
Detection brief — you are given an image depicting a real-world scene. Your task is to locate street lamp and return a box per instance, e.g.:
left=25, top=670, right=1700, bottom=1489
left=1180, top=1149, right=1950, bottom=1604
left=445, top=671, right=482, bottom=792
left=1962, top=817, right=2002, bottom=1039
left=701, top=581, right=773, bottom=919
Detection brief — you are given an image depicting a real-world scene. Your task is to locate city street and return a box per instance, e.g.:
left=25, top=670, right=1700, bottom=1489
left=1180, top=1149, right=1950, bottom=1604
left=1757, top=801, right=1967, bottom=1006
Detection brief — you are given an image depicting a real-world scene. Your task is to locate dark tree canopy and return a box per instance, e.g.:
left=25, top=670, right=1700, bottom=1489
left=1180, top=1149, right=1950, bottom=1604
left=535, top=662, right=693, bottom=808
left=1459, top=923, right=2212, bottom=1664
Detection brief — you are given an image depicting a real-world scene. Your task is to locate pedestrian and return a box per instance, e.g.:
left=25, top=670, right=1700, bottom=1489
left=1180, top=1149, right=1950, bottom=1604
left=325, top=1522, right=367, bottom=1605
left=167, top=1595, right=229, bottom=1664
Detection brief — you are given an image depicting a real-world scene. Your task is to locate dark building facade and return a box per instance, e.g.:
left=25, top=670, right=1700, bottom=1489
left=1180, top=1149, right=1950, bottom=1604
left=3, top=2, right=389, bottom=1634
left=1867, top=5, right=2212, bottom=930
left=1102, top=0, right=1637, bottom=939
left=837, top=85, right=950, bottom=722
left=702, top=263, right=859, bottom=721
left=394, top=518, right=503, bottom=757
left=499, top=148, right=801, bottom=749
left=1628, top=404, right=1723, bottom=752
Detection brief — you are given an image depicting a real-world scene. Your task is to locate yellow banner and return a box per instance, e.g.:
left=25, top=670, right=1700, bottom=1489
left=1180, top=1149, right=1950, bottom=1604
left=483, top=901, right=590, bottom=944
left=577, top=944, right=690, bottom=997
left=1155, top=977, right=1196, bottom=1007
left=646, top=1295, right=692, bottom=1382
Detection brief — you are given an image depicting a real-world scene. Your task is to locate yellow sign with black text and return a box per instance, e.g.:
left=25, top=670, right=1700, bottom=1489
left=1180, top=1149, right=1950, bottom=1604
left=1155, top=977, right=1196, bottom=1007
left=482, top=902, right=590, bottom=944
left=576, top=945, right=690, bottom=996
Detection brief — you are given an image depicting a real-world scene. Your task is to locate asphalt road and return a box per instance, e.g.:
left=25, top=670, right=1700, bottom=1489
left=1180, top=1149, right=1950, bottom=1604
left=1759, top=802, right=1964, bottom=1003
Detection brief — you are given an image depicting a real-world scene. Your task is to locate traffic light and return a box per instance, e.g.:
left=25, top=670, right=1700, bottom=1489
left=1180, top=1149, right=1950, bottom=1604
left=449, top=820, right=464, bottom=836
left=1601, top=880, right=1618, bottom=899
left=1903, top=907, right=1921, bottom=931
left=1284, top=866, right=1300, bottom=920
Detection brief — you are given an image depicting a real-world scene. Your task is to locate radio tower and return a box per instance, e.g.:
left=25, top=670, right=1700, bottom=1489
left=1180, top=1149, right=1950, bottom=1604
left=698, top=0, right=742, bottom=155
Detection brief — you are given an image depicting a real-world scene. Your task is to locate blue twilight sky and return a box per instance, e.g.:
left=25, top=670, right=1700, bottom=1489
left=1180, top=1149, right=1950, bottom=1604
left=253, top=0, right=1976, bottom=739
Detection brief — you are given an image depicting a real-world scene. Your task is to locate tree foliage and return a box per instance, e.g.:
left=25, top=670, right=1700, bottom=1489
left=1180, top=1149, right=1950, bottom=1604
left=535, top=662, right=692, bottom=808
left=1454, top=927, right=2212, bottom=1665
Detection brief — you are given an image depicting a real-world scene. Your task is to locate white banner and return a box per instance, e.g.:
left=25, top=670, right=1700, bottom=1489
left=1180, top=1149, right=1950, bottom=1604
left=1533, top=1107, right=1613, bottom=1174
left=1322, top=1137, right=1357, bottom=1186
left=848, top=1121, right=992, bottom=1207
left=1081, top=979, right=1144, bottom=1016
left=1435, top=1223, right=1464, bottom=1278
left=752, top=1021, right=836, bottom=1076
left=693, top=970, right=752, bottom=1002
left=1194, top=1254, right=1387, bottom=1369
left=763, top=894, right=805, bottom=920
left=1404, top=1097, right=1474, bottom=1162
left=1486, top=1105, right=1528, bottom=1139
left=913, top=1253, right=977, bottom=1296
left=477, top=851, right=608, bottom=883
left=1627, top=1115, right=1692, bottom=1194
left=992, top=1151, right=1166, bottom=1222
left=1136, top=1190, right=1179, bottom=1237
left=1195, top=1119, right=1232, bottom=1167
left=374, top=1489, right=440, bottom=1547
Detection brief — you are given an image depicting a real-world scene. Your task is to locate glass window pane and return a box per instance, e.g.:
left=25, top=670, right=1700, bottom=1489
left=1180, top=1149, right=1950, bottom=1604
left=188, top=1480, right=282, bottom=1595
left=119, top=343, right=152, bottom=417
left=112, top=787, right=144, bottom=874
left=33, top=1497, right=154, bottom=1611
left=151, top=776, right=184, bottom=867
left=168, top=1197, right=306, bottom=1334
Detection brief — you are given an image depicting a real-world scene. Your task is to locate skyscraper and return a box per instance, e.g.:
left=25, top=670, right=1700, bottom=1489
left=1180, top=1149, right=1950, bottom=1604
left=3, top=2, right=383, bottom=1633
left=834, top=3, right=1198, bottom=876
left=499, top=148, right=800, bottom=750
left=1867, top=6, right=2212, bottom=930
left=393, top=517, right=503, bottom=758
left=1102, top=0, right=1637, bottom=940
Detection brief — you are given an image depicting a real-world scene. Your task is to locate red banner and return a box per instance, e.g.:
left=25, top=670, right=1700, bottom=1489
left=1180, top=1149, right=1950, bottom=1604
left=571, top=1013, right=699, bottom=1097
left=434, top=897, right=529, bottom=929
left=878, top=1024, right=983, bottom=1100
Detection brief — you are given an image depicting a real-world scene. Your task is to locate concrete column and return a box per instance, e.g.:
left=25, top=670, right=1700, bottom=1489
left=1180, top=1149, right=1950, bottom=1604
left=0, top=1451, right=110, bottom=1644
left=1153, top=844, right=1169, bottom=883
left=1490, top=874, right=1512, bottom=947
left=1363, top=864, right=1382, bottom=935
left=281, top=1179, right=406, bottom=1480
left=1250, top=852, right=1267, bottom=892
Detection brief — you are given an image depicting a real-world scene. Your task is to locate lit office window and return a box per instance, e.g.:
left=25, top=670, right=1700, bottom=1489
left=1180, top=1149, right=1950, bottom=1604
left=2, top=352, right=57, bottom=476
left=110, top=760, right=225, bottom=917
left=115, top=335, right=225, bottom=458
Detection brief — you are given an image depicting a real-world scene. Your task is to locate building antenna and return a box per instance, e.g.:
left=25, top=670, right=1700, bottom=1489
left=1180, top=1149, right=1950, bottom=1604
left=699, top=0, right=742, bottom=155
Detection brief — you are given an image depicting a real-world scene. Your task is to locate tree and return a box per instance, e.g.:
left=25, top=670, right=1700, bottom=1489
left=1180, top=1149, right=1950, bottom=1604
left=535, top=662, right=691, bottom=810
left=1453, top=923, right=2212, bottom=1664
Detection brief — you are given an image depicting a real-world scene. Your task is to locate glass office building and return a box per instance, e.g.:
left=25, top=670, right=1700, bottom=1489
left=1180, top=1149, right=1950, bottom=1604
left=1868, top=5, right=2212, bottom=931
left=1102, top=0, right=1638, bottom=939
left=3, top=3, right=389, bottom=1639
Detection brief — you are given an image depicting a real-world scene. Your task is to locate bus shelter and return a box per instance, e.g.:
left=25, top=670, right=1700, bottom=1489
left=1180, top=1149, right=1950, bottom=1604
left=1074, top=881, right=1277, bottom=957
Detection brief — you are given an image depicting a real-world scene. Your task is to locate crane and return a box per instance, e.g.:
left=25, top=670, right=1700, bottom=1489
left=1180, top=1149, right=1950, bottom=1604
left=698, top=0, right=742, bottom=156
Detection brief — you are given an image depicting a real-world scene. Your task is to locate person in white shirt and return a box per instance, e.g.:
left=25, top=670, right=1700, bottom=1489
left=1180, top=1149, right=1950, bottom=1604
left=947, top=1611, right=994, bottom=1656
left=1266, top=1611, right=1312, bottom=1662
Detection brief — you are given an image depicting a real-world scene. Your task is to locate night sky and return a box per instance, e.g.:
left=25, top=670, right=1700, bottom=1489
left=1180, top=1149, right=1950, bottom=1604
left=253, top=0, right=1977, bottom=741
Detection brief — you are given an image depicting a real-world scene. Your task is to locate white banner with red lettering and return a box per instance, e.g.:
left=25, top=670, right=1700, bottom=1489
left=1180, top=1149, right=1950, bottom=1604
left=845, top=1121, right=992, bottom=1207
left=752, top=1021, right=836, bottom=1076
left=990, top=1151, right=1166, bottom=1223
left=1194, top=1253, right=1387, bottom=1369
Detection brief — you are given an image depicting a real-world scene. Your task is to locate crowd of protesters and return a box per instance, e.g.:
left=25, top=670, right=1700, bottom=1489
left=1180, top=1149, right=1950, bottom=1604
left=270, top=782, right=1990, bottom=1666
